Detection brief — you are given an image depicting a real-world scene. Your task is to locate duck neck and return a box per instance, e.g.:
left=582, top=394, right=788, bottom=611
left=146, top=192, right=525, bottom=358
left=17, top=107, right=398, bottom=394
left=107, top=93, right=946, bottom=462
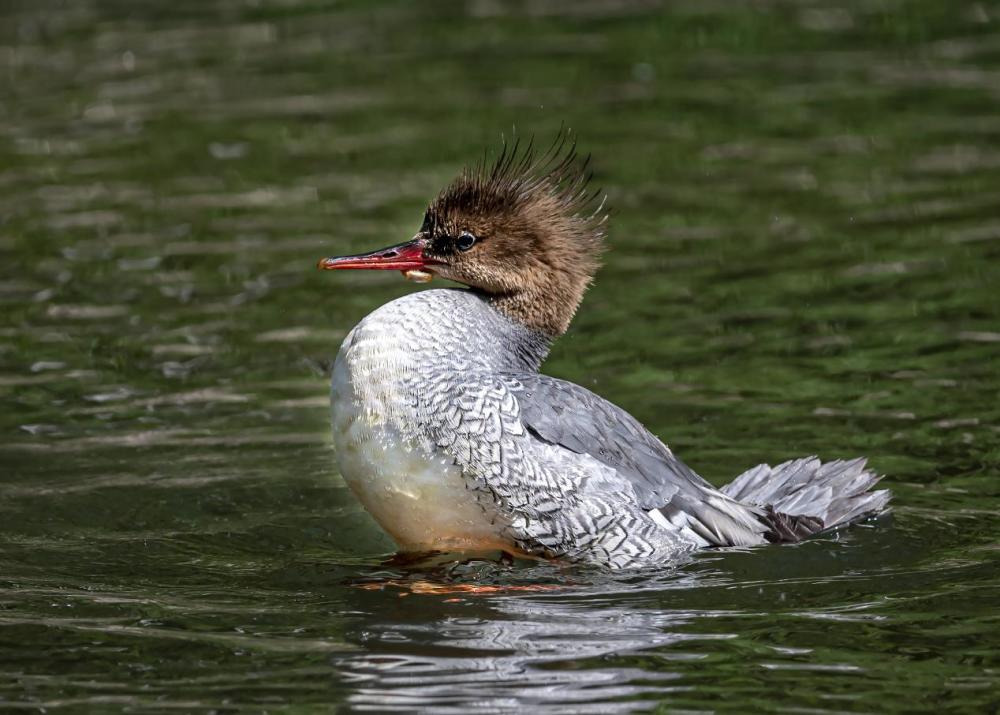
left=391, top=290, right=553, bottom=375
left=483, top=271, right=589, bottom=340
left=480, top=295, right=554, bottom=373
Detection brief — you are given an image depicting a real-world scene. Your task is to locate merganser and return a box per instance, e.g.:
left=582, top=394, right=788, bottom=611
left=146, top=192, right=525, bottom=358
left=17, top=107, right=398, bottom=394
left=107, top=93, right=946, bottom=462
left=319, top=137, right=890, bottom=569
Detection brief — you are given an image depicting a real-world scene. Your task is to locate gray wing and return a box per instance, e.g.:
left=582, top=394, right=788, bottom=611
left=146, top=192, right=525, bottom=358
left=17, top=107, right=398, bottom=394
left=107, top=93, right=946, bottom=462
left=509, top=373, right=767, bottom=547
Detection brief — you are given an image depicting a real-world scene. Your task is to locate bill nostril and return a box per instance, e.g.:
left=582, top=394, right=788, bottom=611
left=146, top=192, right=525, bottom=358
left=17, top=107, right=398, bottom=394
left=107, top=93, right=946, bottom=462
left=382, top=250, right=399, bottom=258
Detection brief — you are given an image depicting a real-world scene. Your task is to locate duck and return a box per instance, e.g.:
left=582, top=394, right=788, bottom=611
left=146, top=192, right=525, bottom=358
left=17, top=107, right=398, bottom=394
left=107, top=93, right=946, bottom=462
left=318, top=136, right=890, bottom=569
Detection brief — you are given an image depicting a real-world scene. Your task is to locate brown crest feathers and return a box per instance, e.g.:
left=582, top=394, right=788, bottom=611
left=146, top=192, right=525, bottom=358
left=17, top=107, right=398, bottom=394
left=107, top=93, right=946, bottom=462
left=428, top=132, right=608, bottom=253
left=424, top=132, right=610, bottom=337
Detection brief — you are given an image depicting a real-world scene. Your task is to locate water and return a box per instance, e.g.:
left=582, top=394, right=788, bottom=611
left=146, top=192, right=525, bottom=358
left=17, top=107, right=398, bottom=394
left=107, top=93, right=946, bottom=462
left=1, top=0, right=998, bottom=711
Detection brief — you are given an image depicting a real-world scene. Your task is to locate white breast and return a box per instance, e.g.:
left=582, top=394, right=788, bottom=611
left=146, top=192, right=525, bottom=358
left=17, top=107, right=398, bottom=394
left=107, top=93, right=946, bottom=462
left=330, top=301, right=512, bottom=553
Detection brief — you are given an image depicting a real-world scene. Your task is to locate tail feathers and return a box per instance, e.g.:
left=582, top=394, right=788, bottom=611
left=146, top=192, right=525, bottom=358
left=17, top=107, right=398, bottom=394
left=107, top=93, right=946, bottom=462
left=721, top=457, right=890, bottom=543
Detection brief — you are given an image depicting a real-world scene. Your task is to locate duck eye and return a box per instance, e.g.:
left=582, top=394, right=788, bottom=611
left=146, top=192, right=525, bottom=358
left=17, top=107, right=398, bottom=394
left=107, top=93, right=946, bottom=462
left=456, top=232, right=477, bottom=251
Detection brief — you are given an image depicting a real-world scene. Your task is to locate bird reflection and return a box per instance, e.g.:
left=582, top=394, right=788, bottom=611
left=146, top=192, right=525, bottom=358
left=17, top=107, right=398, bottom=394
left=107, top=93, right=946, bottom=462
left=334, top=560, right=713, bottom=713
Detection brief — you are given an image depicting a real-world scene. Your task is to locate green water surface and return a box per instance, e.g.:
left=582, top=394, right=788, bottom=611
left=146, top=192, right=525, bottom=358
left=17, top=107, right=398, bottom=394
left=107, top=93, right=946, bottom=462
left=1, top=0, right=998, bottom=712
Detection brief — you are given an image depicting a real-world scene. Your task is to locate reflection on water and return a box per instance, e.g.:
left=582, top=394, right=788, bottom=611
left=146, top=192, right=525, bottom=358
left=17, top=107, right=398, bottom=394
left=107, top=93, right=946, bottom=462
left=1, top=0, right=999, bottom=711
left=337, top=594, right=691, bottom=713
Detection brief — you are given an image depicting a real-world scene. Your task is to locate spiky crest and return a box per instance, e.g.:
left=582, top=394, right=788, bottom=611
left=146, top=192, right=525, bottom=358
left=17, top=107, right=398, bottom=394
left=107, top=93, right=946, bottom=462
left=421, top=131, right=609, bottom=337
left=426, top=130, right=608, bottom=252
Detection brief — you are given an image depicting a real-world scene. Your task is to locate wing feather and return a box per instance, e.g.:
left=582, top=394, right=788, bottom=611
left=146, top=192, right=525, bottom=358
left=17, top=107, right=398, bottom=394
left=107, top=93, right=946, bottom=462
left=509, top=374, right=767, bottom=546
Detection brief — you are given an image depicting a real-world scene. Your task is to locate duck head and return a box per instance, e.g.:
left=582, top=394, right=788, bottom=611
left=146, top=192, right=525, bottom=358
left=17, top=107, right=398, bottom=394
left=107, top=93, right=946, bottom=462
left=320, top=135, right=608, bottom=337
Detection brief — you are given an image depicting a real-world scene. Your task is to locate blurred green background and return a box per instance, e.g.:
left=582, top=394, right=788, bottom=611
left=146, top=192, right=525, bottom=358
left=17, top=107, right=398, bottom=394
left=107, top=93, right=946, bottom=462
left=0, top=0, right=998, bottom=711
